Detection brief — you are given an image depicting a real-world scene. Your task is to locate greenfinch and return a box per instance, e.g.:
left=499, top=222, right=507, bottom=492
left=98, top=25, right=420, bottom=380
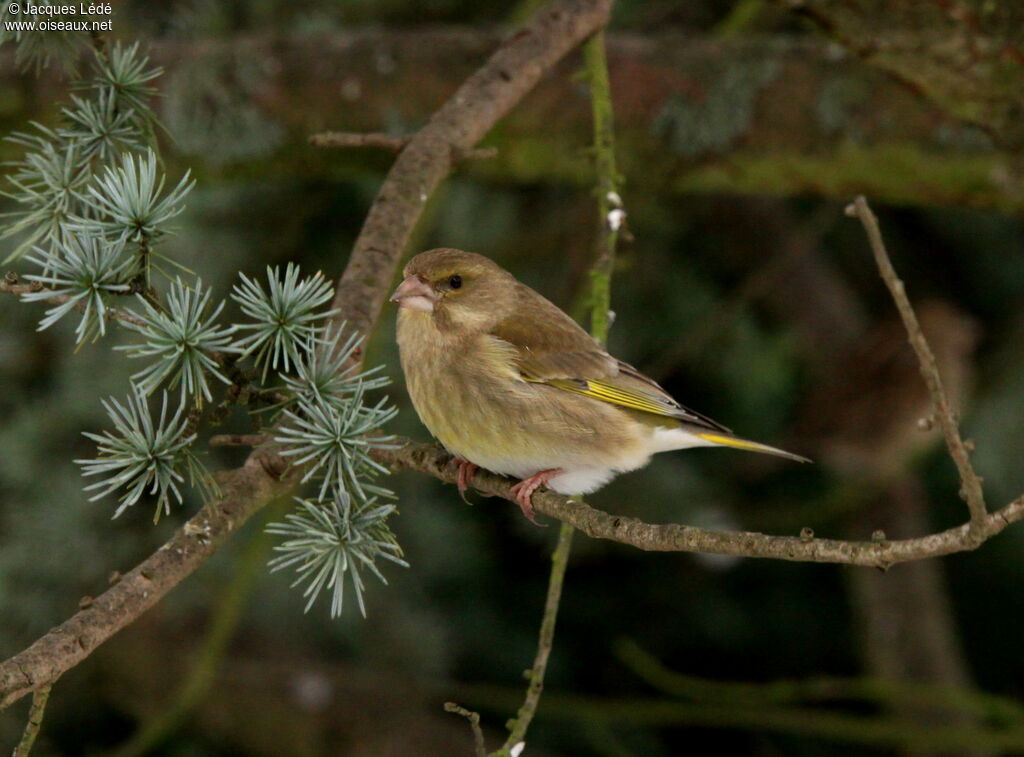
left=392, top=248, right=809, bottom=523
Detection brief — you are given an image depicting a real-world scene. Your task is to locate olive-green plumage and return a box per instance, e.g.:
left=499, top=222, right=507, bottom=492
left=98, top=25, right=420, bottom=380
left=392, top=249, right=807, bottom=514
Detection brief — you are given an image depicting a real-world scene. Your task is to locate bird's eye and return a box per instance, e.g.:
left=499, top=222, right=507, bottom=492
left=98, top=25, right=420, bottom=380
left=448, top=275, right=462, bottom=290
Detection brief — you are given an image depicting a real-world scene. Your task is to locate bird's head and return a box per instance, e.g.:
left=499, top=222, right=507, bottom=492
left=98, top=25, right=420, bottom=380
left=390, top=248, right=516, bottom=332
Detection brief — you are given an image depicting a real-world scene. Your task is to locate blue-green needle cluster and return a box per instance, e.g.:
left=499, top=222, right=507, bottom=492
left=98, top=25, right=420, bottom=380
left=1, top=31, right=404, bottom=617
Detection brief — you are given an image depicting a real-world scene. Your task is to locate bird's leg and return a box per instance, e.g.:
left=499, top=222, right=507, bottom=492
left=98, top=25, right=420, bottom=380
left=452, top=457, right=479, bottom=503
left=509, top=468, right=563, bottom=526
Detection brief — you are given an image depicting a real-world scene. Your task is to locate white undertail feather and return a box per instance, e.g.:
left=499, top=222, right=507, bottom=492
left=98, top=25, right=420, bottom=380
left=544, top=427, right=808, bottom=495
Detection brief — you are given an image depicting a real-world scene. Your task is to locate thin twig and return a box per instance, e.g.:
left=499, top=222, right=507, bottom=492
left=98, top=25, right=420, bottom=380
left=309, top=131, right=408, bottom=150
left=0, top=276, right=148, bottom=328
left=445, top=702, right=487, bottom=757
left=309, top=131, right=498, bottom=161
left=846, top=196, right=988, bottom=537
left=493, top=522, right=575, bottom=756
left=582, top=28, right=621, bottom=346
left=88, top=28, right=107, bottom=56
left=12, top=684, right=53, bottom=757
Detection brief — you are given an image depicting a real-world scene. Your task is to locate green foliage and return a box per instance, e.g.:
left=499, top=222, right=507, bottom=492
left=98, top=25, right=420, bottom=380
left=279, top=324, right=391, bottom=408
left=20, top=234, right=133, bottom=342
left=267, top=492, right=407, bottom=618
left=0, top=43, right=176, bottom=264
left=76, top=389, right=207, bottom=521
left=231, top=263, right=336, bottom=380
left=1, top=126, right=90, bottom=261
left=116, top=278, right=237, bottom=405
left=79, top=41, right=163, bottom=131
left=275, top=388, right=398, bottom=502
left=73, top=148, right=194, bottom=246
left=265, top=351, right=404, bottom=616
left=0, top=25, right=403, bottom=620
left=59, top=91, right=148, bottom=163
left=0, top=5, right=88, bottom=71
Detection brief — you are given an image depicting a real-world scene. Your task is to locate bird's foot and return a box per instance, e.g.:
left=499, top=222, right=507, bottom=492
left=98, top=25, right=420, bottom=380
left=510, top=469, right=563, bottom=526
left=452, top=457, right=479, bottom=504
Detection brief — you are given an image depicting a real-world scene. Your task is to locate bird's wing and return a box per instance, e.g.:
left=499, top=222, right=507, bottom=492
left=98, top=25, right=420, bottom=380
left=490, top=287, right=731, bottom=433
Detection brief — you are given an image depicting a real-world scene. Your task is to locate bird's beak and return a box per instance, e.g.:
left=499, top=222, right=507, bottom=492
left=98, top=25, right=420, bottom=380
left=390, top=274, right=437, bottom=312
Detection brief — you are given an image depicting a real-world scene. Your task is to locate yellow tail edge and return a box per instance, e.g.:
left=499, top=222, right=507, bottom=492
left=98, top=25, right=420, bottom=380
left=695, top=433, right=812, bottom=464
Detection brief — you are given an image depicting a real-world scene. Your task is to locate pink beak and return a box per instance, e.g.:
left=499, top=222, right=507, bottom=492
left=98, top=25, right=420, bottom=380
left=390, top=274, right=436, bottom=312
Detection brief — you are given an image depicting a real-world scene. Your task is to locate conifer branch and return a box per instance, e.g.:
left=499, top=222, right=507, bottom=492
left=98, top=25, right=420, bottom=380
left=0, top=0, right=615, bottom=711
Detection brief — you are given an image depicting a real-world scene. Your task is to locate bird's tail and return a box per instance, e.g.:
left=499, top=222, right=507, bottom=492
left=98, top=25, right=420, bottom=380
left=692, top=432, right=812, bottom=464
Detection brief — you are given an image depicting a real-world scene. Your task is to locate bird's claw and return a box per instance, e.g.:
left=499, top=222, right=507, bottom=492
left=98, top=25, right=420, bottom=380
left=450, top=460, right=561, bottom=526
left=510, top=469, right=563, bottom=527
left=452, top=457, right=479, bottom=504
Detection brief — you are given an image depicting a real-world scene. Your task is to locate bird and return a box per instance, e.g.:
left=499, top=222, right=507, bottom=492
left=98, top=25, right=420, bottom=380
left=391, top=248, right=809, bottom=524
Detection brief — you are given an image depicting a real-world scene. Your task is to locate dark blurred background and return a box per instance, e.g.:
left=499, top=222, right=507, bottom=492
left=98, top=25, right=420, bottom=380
left=2, top=0, right=1024, bottom=755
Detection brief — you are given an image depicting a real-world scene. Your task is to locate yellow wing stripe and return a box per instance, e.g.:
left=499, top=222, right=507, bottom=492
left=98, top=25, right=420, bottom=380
left=585, top=382, right=670, bottom=414
left=546, top=379, right=677, bottom=417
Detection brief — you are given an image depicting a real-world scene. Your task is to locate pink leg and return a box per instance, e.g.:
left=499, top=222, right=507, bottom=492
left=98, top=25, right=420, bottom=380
left=509, top=468, right=564, bottom=526
left=452, top=457, right=479, bottom=503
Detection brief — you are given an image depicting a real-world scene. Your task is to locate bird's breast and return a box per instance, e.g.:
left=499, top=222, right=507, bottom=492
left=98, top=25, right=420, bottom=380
left=397, top=310, right=520, bottom=459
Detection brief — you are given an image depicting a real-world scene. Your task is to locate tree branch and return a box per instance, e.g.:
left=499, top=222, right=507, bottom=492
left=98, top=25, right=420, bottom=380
left=308, top=131, right=409, bottom=151
left=613, top=638, right=1024, bottom=722
left=846, top=196, right=988, bottom=536
left=109, top=503, right=283, bottom=757
left=580, top=28, right=621, bottom=343
left=444, top=701, right=487, bottom=757
left=372, top=440, right=1024, bottom=567
left=328, top=0, right=614, bottom=344
left=469, top=691, right=1024, bottom=752
left=0, top=452, right=290, bottom=710
left=308, top=131, right=498, bottom=161
left=0, top=274, right=147, bottom=328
